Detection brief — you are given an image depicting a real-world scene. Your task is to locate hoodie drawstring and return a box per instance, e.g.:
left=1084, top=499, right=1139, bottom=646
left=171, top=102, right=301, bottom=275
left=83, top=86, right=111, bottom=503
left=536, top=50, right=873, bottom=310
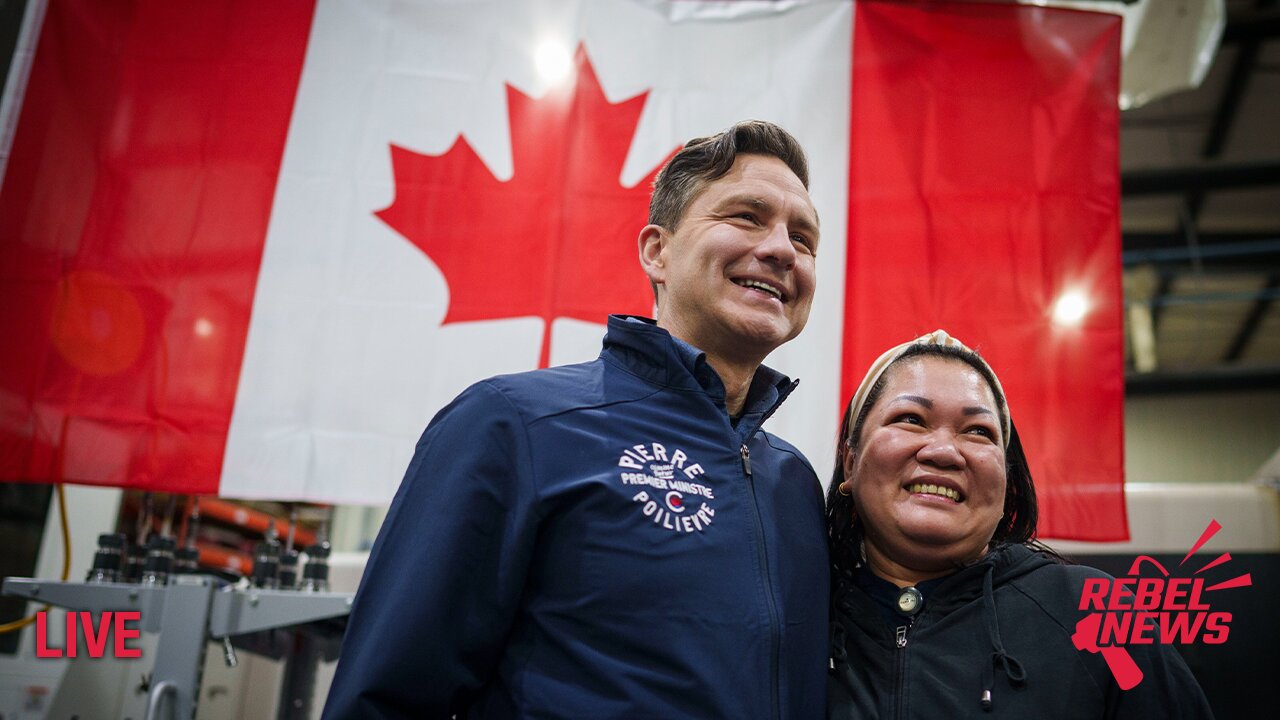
left=829, top=621, right=847, bottom=671
left=980, top=565, right=1027, bottom=711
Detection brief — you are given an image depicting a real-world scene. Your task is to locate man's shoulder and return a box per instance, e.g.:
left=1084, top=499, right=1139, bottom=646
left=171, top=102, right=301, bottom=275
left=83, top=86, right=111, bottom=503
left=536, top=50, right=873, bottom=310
left=758, top=430, right=818, bottom=478
left=467, top=356, right=656, bottom=422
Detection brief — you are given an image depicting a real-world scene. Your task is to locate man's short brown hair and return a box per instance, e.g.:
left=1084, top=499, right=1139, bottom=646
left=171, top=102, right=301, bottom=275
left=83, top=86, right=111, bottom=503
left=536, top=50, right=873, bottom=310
left=648, top=120, right=810, bottom=231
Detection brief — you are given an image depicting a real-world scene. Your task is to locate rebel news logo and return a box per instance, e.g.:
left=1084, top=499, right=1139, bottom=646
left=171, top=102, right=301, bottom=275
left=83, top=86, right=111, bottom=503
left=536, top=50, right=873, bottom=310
left=1072, top=519, right=1252, bottom=689
left=618, top=442, right=717, bottom=533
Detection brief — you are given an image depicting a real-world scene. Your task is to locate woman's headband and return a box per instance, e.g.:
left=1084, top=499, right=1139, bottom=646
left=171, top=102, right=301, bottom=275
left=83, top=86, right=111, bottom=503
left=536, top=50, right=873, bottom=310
left=845, top=329, right=1011, bottom=449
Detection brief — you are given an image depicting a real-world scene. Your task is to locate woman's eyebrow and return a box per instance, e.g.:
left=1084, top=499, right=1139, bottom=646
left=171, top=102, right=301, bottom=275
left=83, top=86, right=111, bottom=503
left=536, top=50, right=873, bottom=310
left=892, top=394, right=932, bottom=408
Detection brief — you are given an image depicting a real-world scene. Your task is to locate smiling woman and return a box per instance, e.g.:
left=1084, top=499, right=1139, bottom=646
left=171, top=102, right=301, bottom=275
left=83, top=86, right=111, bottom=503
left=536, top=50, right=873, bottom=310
left=825, top=330, right=1213, bottom=719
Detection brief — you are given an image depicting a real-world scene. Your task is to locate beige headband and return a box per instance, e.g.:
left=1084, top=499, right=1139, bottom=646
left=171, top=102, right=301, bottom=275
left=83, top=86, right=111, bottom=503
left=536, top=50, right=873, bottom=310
left=845, top=329, right=1011, bottom=449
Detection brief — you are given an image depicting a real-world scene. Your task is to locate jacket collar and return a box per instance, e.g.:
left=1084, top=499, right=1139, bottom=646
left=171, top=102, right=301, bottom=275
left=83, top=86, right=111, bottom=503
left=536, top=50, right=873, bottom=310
left=834, top=544, right=1053, bottom=626
left=601, top=315, right=798, bottom=428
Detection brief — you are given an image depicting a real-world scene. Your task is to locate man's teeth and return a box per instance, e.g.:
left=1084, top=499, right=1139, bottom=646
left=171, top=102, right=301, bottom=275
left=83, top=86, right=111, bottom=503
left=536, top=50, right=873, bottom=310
left=734, top=279, right=782, bottom=299
left=908, top=483, right=961, bottom=502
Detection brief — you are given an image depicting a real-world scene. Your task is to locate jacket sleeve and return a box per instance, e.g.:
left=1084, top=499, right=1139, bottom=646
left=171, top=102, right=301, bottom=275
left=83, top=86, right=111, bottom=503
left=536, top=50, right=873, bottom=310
left=322, top=381, right=539, bottom=719
left=1106, top=641, right=1216, bottom=719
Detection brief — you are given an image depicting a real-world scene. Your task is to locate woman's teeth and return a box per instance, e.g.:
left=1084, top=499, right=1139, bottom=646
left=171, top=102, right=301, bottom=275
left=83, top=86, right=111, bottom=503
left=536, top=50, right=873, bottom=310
left=908, top=483, right=960, bottom=501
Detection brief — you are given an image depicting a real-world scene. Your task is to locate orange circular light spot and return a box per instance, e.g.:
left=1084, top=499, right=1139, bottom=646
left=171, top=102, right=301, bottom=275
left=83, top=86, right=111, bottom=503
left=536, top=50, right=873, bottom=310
left=49, top=270, right=146, bottom=376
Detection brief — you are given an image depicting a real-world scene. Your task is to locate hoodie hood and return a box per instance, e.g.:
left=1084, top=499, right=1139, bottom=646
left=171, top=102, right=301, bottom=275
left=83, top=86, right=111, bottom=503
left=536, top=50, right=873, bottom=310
left=919, top=543, right=1055, bottom=615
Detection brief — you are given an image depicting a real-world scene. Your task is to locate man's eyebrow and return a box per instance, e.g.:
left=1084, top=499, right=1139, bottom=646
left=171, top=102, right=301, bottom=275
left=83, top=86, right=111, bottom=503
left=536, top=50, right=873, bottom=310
left=720, top=194, right=771, bottom=211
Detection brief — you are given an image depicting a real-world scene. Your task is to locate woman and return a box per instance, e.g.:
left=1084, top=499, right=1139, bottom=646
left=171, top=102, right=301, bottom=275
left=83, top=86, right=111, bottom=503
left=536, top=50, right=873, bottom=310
left=827, top=330, right=1213, bottom=719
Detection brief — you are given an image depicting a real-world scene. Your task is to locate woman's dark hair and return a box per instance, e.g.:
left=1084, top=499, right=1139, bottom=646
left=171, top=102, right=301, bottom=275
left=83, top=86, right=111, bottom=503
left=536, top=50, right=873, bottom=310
left=825, top=343, right=1042, bottom=579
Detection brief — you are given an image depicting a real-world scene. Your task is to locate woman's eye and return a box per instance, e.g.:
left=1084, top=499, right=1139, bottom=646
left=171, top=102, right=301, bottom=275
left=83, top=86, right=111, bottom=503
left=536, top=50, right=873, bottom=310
left=891, top=413, right=923, bottom=426
left=967, top=426, right=996, bottom=440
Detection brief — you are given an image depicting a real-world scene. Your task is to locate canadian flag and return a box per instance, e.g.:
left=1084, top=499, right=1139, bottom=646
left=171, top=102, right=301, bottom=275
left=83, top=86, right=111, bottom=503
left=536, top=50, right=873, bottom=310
left=0, top=0, right=1125, bottom=540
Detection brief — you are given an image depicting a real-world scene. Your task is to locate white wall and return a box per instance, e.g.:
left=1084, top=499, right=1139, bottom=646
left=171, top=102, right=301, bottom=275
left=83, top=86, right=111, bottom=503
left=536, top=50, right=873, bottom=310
left=1125, top=389, right=1280, bottom=484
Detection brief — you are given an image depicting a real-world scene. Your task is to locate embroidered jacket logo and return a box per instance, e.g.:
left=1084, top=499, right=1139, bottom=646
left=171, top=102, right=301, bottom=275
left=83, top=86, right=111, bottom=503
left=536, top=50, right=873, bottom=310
left=617, top=442, right=716, bottom=533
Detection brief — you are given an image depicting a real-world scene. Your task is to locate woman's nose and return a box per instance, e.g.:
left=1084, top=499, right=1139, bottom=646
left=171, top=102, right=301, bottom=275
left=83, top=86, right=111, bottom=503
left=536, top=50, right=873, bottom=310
left=916, top=431, right=965, bottom=469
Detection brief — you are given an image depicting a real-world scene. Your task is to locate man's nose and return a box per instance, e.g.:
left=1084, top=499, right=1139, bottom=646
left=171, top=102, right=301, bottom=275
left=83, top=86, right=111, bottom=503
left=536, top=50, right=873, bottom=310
left=755, top=222, right=797, bottom=268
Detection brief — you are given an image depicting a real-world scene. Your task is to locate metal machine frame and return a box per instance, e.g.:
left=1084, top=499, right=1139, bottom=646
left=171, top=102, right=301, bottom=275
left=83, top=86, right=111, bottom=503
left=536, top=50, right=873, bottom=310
left=2, top=576, right=352, bottom=719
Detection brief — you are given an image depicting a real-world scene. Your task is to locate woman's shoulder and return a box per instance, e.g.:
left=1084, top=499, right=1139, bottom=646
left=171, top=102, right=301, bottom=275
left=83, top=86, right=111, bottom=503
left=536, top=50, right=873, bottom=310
left=999, top=547, right=1115, bottom=626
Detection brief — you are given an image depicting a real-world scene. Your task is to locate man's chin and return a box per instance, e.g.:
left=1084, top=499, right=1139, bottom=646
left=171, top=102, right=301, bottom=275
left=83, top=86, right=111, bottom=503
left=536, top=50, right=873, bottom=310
left=722, top=317, right=797, bottom=356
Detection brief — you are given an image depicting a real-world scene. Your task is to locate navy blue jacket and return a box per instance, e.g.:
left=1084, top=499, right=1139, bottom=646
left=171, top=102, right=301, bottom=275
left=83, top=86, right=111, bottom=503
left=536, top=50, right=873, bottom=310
left=323, top=316, right=829, bottom=719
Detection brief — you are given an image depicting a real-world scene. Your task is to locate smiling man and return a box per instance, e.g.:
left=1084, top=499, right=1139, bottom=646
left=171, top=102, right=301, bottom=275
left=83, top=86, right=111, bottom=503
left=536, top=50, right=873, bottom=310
left=323, top=121, right=829, bottom=719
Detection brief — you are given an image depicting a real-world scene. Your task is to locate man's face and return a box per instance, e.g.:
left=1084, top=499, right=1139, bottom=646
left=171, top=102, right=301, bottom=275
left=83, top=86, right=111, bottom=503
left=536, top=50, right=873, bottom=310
left=641, top=154, right=819, bottom=361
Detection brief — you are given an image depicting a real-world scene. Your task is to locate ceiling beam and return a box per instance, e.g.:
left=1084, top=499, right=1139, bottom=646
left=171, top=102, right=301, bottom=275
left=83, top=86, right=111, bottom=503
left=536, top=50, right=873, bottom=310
left=1202, top=41, right=1262, bottom=162
left=1124, top=231, right=1280, bottom=249
left=1127, top=364, right=1280, bottom=396
left=1123, top=237, right=1280, bottom=267
left=1223, top=273, right=1280, bottom=363
left=1142, top=286, right=1280, bottom=309
left=1121, top=160, right=1280, bottom=196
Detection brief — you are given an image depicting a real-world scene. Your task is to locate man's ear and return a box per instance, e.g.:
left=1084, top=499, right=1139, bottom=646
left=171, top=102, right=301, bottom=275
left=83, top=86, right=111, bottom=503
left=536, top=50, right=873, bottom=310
left=638, top=224, right=667, bottom=286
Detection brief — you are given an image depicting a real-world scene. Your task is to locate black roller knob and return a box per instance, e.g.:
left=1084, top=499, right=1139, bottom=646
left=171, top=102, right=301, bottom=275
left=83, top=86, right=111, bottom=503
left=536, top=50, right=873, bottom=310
left=87, top=532, right=127, bottom=582
left=252, top=540, right=281, bottom=589
left=300, top=542, right=331, bottom=592
left=173, top=547, right=200, bottom=574
left=278, top=549, right=300, bottom=589
left=141, top=535, right=176, bottom=585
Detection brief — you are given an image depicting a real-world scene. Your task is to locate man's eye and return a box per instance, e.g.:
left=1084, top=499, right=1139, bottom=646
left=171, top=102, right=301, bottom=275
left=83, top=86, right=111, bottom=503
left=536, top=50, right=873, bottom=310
left=791, top=234, right=814, bottom=252
left=737, top=213, right=759, bottom=223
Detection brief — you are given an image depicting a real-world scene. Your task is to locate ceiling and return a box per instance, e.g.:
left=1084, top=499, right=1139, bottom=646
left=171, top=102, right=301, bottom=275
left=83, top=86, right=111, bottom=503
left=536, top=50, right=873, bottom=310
left=1119, top=0, right=1280, bottom=394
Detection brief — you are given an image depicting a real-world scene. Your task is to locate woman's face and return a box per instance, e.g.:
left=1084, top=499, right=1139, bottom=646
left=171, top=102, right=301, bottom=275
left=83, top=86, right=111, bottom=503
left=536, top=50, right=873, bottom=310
left=845, top=355, right=1007, bottom=573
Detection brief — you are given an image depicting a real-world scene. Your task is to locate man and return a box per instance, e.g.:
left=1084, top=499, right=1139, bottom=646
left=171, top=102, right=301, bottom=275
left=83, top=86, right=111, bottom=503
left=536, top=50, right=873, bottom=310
left=323, top=120, right=829, bottom=719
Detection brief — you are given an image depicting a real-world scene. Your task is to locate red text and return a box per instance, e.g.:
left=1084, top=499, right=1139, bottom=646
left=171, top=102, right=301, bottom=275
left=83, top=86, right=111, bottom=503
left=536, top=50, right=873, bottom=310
left=1079, top=577, right=1210, bottom=612
left=35, top=611, right=142, bottom=658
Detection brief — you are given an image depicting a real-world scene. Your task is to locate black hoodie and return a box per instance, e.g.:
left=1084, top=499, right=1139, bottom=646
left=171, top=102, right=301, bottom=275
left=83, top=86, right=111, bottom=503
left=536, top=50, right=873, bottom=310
left=829, top=544, right=1214, bottom=719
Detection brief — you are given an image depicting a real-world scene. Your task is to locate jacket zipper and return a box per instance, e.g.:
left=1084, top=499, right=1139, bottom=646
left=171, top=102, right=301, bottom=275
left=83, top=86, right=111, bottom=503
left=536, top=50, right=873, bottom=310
left=894, top=620, right=912, bottom=720
left=740, top=443, right=780, bottom=720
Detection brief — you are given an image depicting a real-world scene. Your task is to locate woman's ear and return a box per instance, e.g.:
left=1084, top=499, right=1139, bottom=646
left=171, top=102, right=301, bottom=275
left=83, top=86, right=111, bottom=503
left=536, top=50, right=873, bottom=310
left=838, top=442, right=857, bottom=496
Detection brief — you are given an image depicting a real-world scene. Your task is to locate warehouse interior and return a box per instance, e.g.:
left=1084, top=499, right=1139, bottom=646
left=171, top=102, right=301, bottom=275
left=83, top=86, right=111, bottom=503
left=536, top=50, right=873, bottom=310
left=0, top=0, right=1278, bottom=718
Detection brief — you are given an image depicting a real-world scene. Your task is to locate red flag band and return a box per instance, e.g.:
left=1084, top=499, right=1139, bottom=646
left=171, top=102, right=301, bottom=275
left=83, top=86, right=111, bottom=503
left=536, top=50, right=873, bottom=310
left=843, top=1, right=1125, bottom=539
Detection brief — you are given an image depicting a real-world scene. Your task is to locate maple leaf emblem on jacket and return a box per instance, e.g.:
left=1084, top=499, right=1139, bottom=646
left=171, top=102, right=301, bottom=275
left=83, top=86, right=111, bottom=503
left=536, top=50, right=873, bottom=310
left=376, top=47, right=675, bottom=368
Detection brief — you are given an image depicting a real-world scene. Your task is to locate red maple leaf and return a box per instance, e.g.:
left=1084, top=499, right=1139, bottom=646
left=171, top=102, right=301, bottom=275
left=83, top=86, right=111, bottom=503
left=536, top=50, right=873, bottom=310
left=376, top=47, right=676, bottom=368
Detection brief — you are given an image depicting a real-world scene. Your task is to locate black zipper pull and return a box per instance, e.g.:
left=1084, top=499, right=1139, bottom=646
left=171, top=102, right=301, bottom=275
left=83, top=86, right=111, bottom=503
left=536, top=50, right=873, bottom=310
left=896, top=625, right=909, bottom=649
left=740, top=445, right=751, bottom=476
